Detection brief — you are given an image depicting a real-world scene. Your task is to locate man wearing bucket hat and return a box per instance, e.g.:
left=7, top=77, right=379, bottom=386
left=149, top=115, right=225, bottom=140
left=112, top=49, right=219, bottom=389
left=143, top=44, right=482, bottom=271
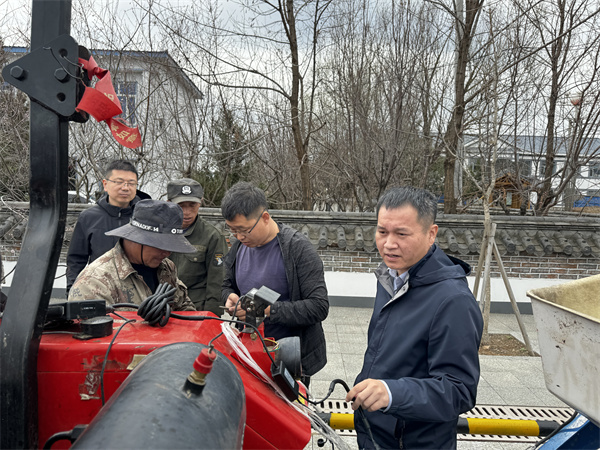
left=68, top=200, right=196, bottom=311
left=166, top=178, right=228, bottom=315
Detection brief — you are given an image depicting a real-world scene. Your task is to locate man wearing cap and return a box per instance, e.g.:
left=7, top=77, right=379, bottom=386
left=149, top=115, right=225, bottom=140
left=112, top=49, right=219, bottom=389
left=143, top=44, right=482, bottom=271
left=68, top=200, right=196, bottom=311
left=167, top=178, right=228, bottom=315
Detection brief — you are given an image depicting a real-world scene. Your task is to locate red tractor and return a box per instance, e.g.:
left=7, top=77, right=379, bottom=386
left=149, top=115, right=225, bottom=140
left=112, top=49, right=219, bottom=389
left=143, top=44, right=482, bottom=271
left=0, top=2, right=319, bottom=448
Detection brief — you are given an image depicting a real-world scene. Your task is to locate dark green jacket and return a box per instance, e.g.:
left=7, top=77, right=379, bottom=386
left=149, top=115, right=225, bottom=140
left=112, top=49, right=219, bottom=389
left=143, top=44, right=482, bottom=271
left=169, top=216, right=228, bottom=315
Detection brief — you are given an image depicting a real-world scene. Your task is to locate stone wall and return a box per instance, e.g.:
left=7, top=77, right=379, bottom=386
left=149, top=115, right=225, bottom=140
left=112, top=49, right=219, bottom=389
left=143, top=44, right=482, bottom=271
left=2, top=203, right=600, bottom=285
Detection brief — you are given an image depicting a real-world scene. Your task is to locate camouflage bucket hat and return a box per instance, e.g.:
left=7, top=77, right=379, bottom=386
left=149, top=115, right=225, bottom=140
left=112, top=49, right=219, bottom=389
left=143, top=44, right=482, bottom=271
left=106, top=199, right=196, bottom=253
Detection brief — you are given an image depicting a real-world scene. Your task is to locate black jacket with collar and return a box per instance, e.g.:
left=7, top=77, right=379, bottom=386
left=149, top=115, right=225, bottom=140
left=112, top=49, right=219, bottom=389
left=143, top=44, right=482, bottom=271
left=355, top=244, right=483, bottom=450
left=66, top=194, right=140, bottom=291
left=221, top=223, right=329, bottom=376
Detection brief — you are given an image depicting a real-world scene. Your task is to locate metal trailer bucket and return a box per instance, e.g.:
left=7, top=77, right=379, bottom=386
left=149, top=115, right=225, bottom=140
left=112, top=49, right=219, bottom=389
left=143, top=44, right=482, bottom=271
left=527, top=275, right=600, bottom=428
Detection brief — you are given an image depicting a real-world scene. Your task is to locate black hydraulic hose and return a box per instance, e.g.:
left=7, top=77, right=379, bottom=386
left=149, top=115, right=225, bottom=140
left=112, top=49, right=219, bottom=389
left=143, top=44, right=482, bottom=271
left=43, top=424, right=87, bottom=449
left=43, top=431, right=72, bottom=449
left=308, top=379, right=381, bottom=450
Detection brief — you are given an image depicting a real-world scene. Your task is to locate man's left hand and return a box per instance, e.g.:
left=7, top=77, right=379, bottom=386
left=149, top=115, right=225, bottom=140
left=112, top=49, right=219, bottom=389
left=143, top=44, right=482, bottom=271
left=346, top=379, right=390, bottom=412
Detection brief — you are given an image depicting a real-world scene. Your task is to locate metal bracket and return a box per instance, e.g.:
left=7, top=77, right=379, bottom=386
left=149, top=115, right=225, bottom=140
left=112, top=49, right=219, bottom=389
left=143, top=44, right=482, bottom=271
left=2, top=34, right=79, bottom=117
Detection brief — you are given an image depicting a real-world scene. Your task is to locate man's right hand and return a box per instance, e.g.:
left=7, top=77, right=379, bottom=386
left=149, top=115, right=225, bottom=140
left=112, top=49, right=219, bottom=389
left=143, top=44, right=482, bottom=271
left=225, top=293, right=246, bottom=321
left=346, top=378, right=390, bottom=412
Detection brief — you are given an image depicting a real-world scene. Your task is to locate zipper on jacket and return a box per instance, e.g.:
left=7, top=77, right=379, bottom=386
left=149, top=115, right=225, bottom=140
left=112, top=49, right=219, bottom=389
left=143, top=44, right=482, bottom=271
left=395, top=419, right=404, bottom=449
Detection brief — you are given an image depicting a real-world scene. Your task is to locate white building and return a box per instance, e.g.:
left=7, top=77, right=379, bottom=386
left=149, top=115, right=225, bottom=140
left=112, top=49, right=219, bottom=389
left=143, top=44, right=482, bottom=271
left=4, top=46, right=204, bottom=201
left=464, top=134, right=600, bottom=210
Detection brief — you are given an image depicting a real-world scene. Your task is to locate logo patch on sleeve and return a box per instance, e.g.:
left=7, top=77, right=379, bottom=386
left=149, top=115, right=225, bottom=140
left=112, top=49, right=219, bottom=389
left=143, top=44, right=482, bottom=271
left=214, top=253, right=224, bottom=266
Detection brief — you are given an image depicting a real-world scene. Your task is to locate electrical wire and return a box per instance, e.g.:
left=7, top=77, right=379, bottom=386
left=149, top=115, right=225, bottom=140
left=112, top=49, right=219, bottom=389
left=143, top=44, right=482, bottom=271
left=208, top=332, right=223, bottom=347
left=42, top=425, right=87, bottom=449
left=113, top=296, right=279, bottom=367
left=532, top=411, right=579, bottom=448
left=110, top=310, right=129, bottom=322
left=41, top=331, right=78, bottom=335
left=298, top=378, right=380, bottom=450
left=42, top=431, right=73, bottom=450
left=302, top=378, right=351, bottom=405
left=136, top=283, right=175, bottom=326
left=100, top=317, right=136, bottom=406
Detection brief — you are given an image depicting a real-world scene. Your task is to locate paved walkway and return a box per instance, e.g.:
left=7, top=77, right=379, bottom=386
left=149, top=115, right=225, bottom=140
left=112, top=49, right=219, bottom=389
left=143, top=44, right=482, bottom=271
left=306, top=307, right=567, bottom=450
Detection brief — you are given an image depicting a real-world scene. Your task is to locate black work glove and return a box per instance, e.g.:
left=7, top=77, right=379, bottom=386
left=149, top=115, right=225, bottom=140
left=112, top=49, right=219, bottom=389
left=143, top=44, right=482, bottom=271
left=137, top=282, right=177, bottom=327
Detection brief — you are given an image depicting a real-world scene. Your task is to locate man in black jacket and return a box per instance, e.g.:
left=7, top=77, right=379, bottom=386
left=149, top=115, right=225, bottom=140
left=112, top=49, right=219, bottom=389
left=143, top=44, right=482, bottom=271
left=346, top=187, right=483, bottom=449
left=221, top=182, right=329, bottom=385
left=66, top=160, right=141, bottom=292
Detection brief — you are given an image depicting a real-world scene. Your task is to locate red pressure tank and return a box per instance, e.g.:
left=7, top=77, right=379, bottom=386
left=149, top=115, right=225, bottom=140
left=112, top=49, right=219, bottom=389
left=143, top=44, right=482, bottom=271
left=36, top=311, right=311, bottom=449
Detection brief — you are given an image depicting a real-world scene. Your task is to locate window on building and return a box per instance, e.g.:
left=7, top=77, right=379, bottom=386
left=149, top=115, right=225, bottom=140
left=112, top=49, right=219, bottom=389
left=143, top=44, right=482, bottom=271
left=115, top=80, right=138, bottom=125
left=589, top=163, right=600, bottom=178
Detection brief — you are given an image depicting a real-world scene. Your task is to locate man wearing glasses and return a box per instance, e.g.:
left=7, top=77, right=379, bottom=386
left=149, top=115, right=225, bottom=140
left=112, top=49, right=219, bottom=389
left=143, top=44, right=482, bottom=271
left=66, top=159, right=142, bottom=293
left=221, top=182, right=329, bottom=386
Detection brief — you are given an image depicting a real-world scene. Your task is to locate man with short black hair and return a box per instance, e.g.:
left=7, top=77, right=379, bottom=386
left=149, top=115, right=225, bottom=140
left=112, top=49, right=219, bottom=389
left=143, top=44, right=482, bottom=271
left=67, top=160, right=142, bottom=292
left=346, top=186, right=483, bottom=449
left=68, top=199, right=195, bottom=311
left=167, top=178, right=228, bottom=315
left=221, top=181, right=329, bottom=384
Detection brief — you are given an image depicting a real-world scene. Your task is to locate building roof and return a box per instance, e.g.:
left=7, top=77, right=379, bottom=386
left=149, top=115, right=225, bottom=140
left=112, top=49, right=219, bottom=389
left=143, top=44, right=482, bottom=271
left=465, top=134, right=600, bottom=158
left=1, top=203, right=600, bottom=260
left=2, top=46, right=202, bottom=100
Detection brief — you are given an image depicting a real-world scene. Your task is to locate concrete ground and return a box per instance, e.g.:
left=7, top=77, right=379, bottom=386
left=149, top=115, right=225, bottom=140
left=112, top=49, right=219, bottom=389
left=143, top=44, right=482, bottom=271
left=305, top=307, right=568, bottom=450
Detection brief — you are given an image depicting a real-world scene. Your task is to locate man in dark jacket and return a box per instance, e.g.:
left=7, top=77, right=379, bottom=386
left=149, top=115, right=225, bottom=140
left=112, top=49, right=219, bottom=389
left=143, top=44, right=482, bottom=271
left=66, top=160, right=141, bottom=292
left=346, top=186, right=483, bottom=450
left=221, top=182, right=329, bottom=383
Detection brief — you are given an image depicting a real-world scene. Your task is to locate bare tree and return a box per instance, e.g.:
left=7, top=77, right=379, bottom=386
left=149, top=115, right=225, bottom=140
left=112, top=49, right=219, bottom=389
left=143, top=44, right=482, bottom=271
left=0, top=44, right=30, bottom=202
left=148, top=0, right=333, bottom=210
left=312, top=0, right=452, bottom=211
left=427, top=0, right=485, bottom=214
left=517, top=0, right=600, bottom=214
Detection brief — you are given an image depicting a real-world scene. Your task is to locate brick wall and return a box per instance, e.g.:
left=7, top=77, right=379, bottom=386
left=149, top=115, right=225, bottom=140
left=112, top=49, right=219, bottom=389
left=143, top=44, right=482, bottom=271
left=318, top=248, right=600, bottom=280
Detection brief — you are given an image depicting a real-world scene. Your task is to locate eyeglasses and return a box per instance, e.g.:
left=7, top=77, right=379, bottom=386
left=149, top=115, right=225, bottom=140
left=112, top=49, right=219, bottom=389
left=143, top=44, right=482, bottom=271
left=227, top=209, right=266, bottom=237
left=105, top=178, right=138, bottom=188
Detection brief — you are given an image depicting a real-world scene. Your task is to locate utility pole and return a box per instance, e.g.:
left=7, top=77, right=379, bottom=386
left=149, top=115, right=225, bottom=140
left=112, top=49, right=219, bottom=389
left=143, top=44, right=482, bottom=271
left=564, top=94, right=582, bottom=211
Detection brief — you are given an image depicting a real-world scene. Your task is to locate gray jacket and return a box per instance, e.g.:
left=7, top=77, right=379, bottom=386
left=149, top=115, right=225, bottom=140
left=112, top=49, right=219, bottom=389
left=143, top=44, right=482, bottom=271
left=222, top=223, right=329, bottom=376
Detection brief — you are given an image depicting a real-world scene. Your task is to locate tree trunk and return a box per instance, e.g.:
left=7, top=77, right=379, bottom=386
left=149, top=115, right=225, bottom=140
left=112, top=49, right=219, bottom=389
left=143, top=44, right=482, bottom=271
left=442, top=0, right=482, bottom=214
left=286, top=0, right=312, bottom=210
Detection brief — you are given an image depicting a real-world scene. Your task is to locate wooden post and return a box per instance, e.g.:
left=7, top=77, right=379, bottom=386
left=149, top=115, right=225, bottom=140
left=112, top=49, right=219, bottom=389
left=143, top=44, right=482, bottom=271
left=492, top=239, right=535, bottom=355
